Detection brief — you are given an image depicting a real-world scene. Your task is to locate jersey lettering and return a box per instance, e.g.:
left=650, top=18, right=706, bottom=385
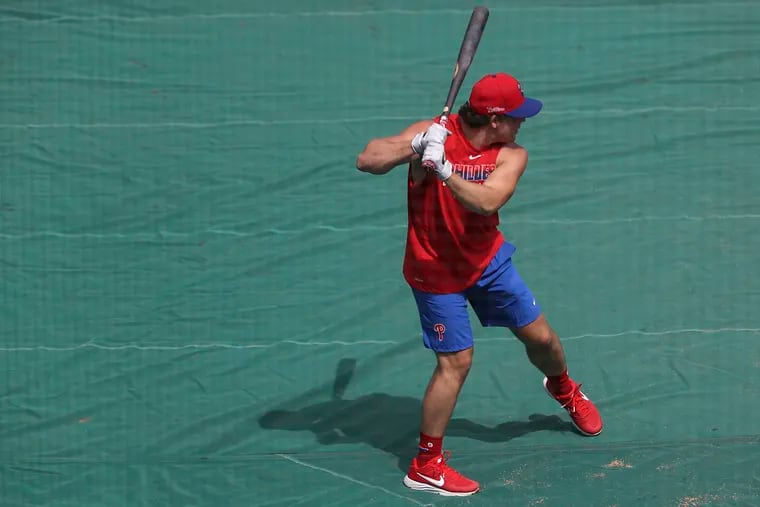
left=403, top=114, right=506, bottom=293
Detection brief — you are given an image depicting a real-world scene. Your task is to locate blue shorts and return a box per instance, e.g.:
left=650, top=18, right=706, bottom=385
left=411, top=242, right=541, bottom=353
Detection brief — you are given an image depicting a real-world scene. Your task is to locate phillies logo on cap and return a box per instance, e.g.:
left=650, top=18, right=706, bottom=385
left=468, top=72, right=543, bottom=119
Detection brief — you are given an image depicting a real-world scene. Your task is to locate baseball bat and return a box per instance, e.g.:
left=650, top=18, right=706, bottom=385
left=421, top=6, right=489, bottom=172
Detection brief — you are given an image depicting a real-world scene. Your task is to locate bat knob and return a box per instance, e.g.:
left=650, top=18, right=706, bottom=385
left=421, top=160, right=436, bottom=171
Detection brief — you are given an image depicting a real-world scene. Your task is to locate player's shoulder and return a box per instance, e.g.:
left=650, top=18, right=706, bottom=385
left=496, top=142, right=528, bottom=165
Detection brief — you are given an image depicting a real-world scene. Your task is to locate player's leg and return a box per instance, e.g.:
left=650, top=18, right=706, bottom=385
left=468, top=245, right=603, bottom=436
left=511, top=316, right=602, bottom=436
left=511, top=314, right=568, bottom=381
left=421, top=347, right=472, bottom=440
left=402, top=289, right=480, bottom=496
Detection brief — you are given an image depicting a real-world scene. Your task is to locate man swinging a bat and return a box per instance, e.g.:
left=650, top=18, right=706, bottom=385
left=356, top=73, right=604, bottom=496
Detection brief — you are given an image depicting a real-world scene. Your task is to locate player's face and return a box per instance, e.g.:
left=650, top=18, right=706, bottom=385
left=500, top=116, right=525, bottom=142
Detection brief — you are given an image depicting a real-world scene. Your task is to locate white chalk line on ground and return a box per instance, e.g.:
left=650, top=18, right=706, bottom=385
left=543, top=327, right=760, bottom=343
left=0, top=339, right=398, bottom=352
left=277, top=454, right=434, bottom=507
left=1, top=214, right=759, bottom=241
left=1, top=107, right=759, bottom=129
left=0, top=3, right=755, bottom=23
left=263, top=214, right=760, bottom=234
left=1, top=328, right=757, bottom=352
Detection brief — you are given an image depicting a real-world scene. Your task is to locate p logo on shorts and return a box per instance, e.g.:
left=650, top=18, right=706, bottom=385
left=433, top=323, right=446, bottom=341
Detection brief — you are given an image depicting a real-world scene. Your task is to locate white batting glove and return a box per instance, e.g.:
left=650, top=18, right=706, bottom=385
left=421, top=140, right=453, bottom=181
left=411, top=123, right=451, bottom=155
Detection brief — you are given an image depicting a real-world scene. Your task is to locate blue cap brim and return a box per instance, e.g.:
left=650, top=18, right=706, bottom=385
left=504, top=97, right=542, bottom=118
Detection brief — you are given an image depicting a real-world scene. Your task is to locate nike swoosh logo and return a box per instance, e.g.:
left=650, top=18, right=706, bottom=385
left=418, top=473, right=445, bottom=487
left=468, top=154, right=482, bottom=160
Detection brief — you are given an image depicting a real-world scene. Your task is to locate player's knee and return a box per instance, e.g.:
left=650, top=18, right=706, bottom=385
left=437, top=347, right=473, bottom=380
left=515, top=316, right=558, bottom=349
left=528, top=329, right=558, bottom=349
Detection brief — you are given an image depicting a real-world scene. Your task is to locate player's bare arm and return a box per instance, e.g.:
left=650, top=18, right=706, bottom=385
left=356, top=120, right=439, bottom=175
left=439, top=145, right=528, bottom=216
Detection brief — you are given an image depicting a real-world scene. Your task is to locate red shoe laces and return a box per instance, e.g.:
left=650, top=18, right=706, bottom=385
left=561, top=384, right=591, bottom=415
left=436, top=450, right=467, bottom=480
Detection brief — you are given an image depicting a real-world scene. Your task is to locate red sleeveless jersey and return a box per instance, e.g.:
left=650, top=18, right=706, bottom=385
left=403, top=114, right=506, bottom=293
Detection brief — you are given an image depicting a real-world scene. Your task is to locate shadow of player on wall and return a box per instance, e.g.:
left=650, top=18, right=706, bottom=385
left=258, top=358, right=576, bottom=472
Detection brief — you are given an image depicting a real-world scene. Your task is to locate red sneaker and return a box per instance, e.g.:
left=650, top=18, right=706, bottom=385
left=543, top=377, right=603, bottom=436
left=403, top=450, right=480, bottom=496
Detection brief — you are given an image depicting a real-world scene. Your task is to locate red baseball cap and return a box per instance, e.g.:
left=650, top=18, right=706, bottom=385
left=468, top=73, right=543, bottom=118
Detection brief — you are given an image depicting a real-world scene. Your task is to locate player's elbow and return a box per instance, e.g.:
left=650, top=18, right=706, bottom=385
left=476, top=204, right=500, bottom=216
left=356, top=154, right=392, bottom=175
left=479, top=192, right=513, bottom=216
left=467, top=203, right=498, bottom=216
left=355, top=152, right=374, bottom=173
left=355, top=149, right=382, bottom=174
